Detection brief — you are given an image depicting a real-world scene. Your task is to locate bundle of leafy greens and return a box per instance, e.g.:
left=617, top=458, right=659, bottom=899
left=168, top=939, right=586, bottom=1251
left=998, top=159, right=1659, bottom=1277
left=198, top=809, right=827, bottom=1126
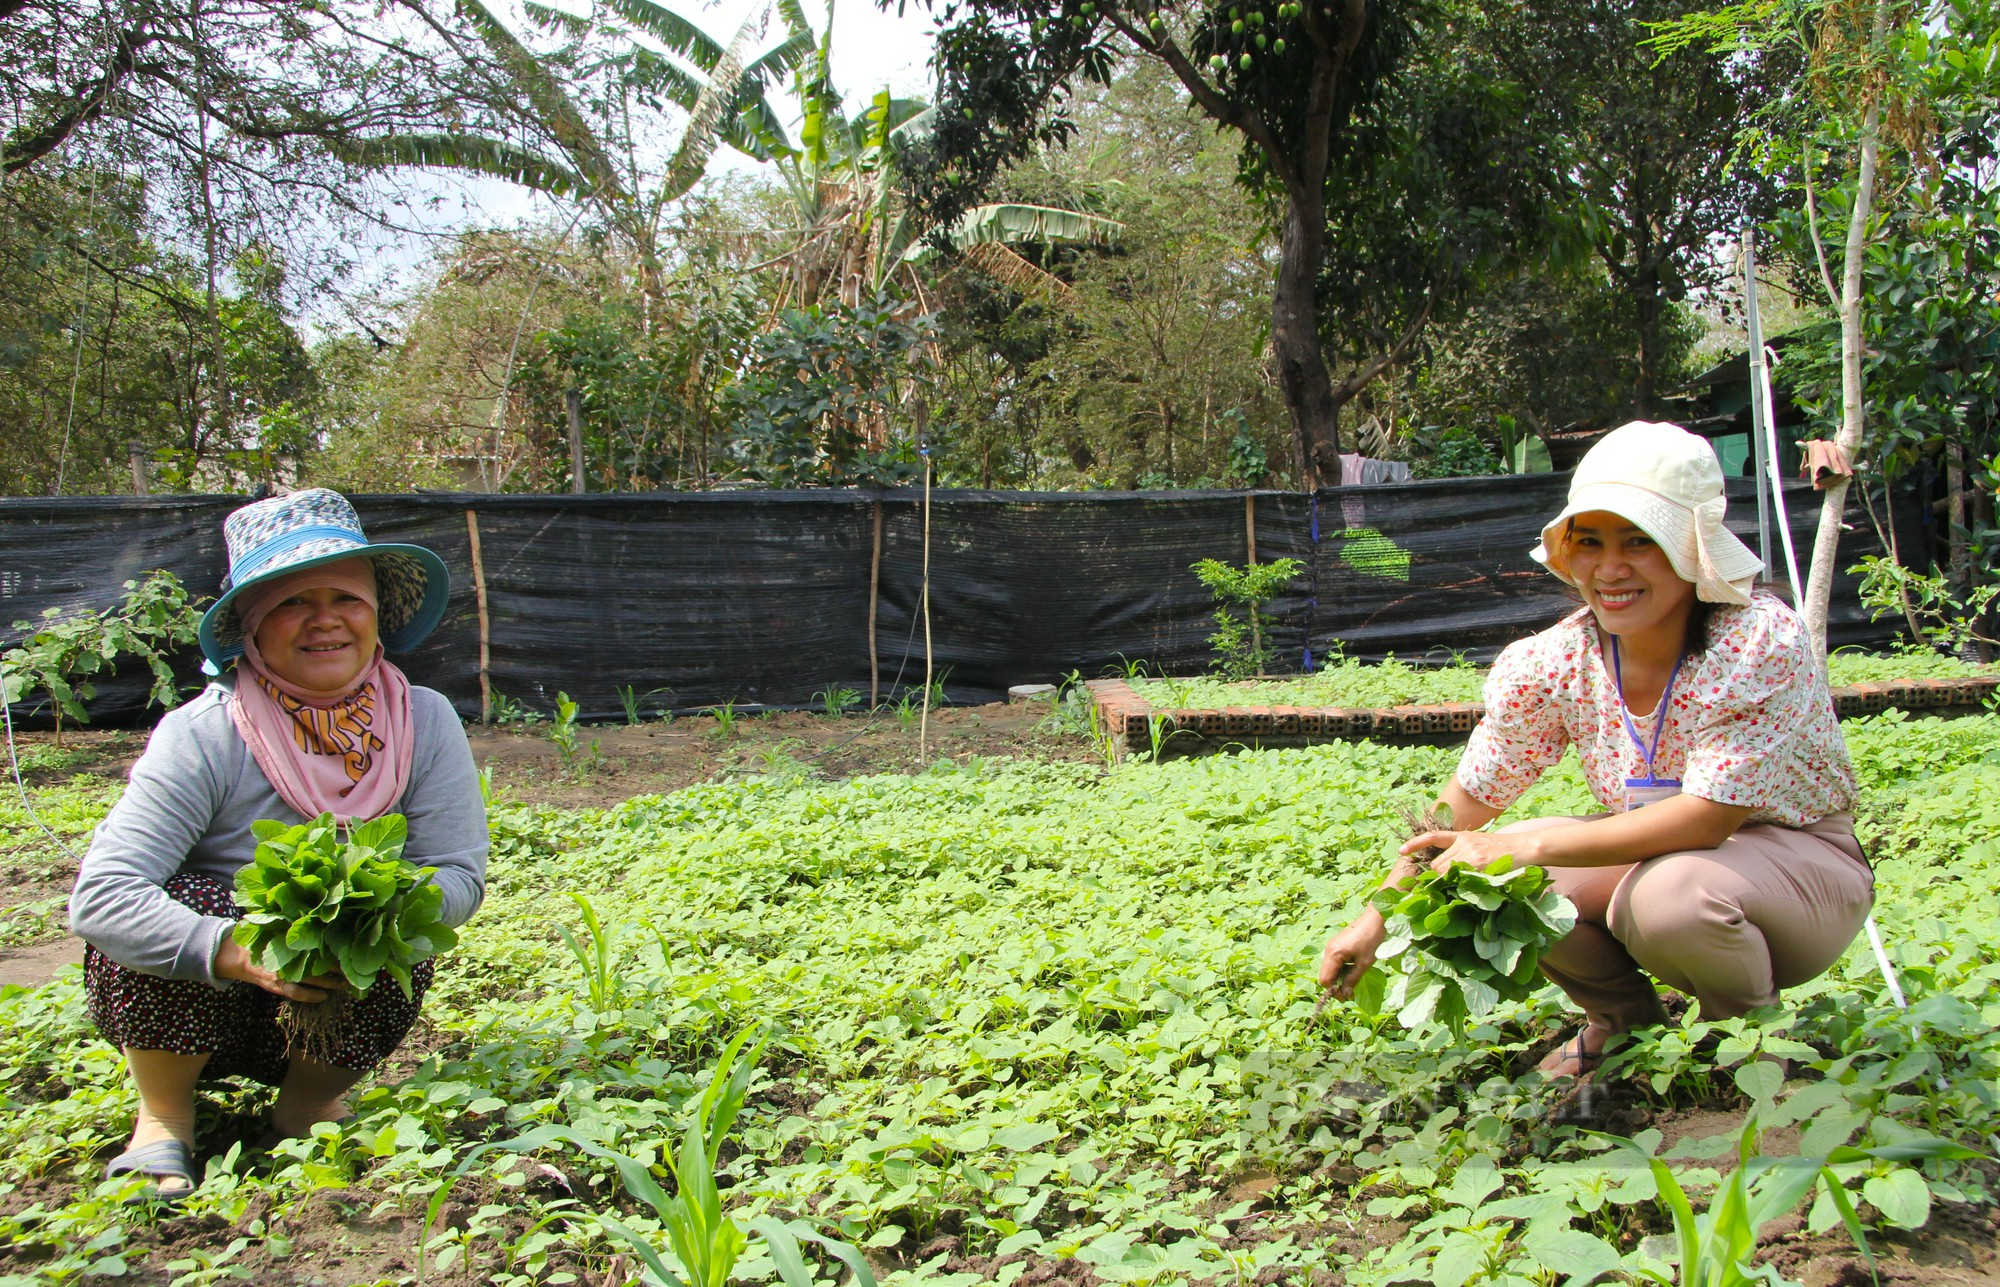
left=232, top=813, right=457, bottom=1058
left=1362, top=853, right=1576, bottom=1036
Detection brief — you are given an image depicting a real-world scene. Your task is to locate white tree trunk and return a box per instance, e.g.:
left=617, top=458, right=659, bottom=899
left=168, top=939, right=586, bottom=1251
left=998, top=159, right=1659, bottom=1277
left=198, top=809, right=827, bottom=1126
left=1802, top=1, right=1891, bottom=658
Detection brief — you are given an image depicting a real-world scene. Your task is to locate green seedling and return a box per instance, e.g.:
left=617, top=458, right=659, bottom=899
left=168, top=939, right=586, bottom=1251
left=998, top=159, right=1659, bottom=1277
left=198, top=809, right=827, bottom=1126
left=556, top=892, right=620, bottom=1011
left=232, top=813, right=457, bottom=1060
left=1105, top=653, right=1153, bottom=682
left=617, top=685, right=673, bottom=725
left=814, top=686, right=863, bottom=717
left=548, top=691, right=600, bottom=776
left=708, top=699, right=740, bottom=739
left=488, top=689, right=539, bottom=726
left=1191, top=556, right=1302, bottom=679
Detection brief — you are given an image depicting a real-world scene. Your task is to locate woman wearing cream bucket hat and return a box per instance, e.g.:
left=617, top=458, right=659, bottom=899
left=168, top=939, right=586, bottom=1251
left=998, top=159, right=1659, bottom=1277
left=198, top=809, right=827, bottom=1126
left=1318, top=421, right=1871, bottom=1106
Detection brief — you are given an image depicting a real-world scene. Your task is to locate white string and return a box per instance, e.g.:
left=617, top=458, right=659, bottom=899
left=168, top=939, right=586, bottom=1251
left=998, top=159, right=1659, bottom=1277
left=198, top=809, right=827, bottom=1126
left=0, top=675, right=89, bottom=865
left=54, top=163, right=105, bottom=496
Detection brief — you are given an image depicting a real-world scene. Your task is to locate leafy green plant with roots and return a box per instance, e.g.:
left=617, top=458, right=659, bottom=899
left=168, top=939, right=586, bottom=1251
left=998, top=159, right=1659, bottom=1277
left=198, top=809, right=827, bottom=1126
left=429, top=1029, right=877, bottom=1287
left=232, top=813, right=457, bottom=1061
left=1, top=570, right=204, bottom=746
left=1191, top=557, right=1302, bottom=679
left=1362, top=810, right=1576, bottom=1037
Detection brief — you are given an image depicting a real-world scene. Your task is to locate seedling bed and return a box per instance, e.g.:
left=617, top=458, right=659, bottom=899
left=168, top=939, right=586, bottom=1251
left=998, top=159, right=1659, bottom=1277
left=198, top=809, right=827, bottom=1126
left=1089, top=672, right=2000, bottom=757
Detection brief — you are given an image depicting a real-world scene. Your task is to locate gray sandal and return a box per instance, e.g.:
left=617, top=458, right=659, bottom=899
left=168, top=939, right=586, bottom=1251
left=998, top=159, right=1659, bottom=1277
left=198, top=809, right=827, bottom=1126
left=105, top=1138, right=198, bottom=1203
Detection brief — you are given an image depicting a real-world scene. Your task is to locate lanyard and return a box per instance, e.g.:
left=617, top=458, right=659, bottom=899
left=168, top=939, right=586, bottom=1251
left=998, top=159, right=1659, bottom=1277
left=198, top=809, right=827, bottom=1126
left=1609, top=636, right=1685, bottom=784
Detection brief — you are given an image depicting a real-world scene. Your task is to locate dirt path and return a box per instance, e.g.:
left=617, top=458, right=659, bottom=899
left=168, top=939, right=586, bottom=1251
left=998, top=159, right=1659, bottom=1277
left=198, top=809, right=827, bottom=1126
left=0, top=937, right=79, bottom=988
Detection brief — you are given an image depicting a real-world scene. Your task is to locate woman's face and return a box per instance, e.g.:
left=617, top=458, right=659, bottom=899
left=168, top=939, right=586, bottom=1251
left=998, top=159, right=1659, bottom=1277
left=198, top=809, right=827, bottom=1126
left=253, top=581, right=380, bottom=692
left=1564, top=510, right=1696, bottom=645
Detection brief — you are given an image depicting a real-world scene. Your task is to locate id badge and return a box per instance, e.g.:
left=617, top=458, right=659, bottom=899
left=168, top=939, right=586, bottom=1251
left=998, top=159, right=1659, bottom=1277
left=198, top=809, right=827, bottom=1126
left=1624, top=777, right=1682, bottom=810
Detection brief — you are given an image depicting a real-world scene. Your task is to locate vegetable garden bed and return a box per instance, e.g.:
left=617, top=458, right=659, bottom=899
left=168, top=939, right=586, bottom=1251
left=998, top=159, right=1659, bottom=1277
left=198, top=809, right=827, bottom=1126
left=1090, top=655, right=1999, bottom=755
left=1, top=706, right=1997, bottom=1285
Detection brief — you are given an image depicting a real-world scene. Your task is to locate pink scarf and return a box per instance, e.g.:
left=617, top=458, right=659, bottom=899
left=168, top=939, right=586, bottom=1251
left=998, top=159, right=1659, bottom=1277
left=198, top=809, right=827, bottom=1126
left=227, top=563, right=416, bottom=825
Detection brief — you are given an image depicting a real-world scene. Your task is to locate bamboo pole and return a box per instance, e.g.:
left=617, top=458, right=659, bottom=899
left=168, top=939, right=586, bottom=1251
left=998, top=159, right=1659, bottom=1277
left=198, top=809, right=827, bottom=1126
left=868, top=500, right=884, bottom=708
left=466, top=509, right=492, bottom=722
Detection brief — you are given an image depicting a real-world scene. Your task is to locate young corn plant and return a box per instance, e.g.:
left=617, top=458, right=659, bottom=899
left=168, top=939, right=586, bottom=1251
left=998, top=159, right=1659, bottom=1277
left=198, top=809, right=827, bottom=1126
left=1608, top=1115, right=1988, bottom=1287
left=708, top=700, right=740, bottom=740
left=618, top=685, right=672, bottom=726
left=428, top=1029, right=876, bottom=1287
left=555, top=892, right=620, bottom=1011
left=813, top=686, right=862, bottom=717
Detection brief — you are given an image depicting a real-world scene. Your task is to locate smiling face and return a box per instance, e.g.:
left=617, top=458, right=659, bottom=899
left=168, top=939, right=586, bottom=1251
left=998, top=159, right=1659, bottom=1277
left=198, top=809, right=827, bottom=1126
left=1562, top=510, right=1696, bottom=649
left=251, top=569, right=381, bottom=693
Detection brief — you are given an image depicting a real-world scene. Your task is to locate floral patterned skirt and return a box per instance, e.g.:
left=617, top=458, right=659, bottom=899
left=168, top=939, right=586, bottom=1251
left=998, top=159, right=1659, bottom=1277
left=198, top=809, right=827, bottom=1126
left=82, top=871, right=433, bottom=1085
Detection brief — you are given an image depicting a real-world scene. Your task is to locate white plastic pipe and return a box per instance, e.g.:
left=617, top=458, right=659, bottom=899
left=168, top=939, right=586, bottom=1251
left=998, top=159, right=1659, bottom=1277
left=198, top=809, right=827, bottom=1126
left=1743, top=229, right=1805, bottom=599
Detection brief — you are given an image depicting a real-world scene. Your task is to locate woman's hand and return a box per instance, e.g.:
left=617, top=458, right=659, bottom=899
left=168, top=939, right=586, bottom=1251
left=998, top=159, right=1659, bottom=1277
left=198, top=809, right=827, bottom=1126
left=1318, top=916, right=1387, bottom=999
left=1403, top=828, right=1528, bottom=874
left=212, top=936, right=347, bottom=1003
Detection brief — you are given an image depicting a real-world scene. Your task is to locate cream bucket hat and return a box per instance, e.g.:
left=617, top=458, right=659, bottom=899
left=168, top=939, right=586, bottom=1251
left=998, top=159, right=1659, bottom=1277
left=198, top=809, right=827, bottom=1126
left=1531, top=420, right=1763, bottom=605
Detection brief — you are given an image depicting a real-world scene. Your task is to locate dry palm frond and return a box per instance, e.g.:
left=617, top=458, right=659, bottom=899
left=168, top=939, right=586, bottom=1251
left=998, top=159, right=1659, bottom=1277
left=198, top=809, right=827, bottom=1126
left=963, top=241, right=1077, bottom=305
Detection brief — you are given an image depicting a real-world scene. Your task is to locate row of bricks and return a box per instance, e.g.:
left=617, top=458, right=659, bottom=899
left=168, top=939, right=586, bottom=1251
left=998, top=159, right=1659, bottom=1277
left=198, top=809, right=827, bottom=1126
left=1087, top=675, right=1997, bottom=741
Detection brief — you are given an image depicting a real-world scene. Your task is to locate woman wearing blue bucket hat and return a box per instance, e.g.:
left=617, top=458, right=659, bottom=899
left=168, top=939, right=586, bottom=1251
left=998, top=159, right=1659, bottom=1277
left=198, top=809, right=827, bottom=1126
left=68, top=489, right=487, bottom=1201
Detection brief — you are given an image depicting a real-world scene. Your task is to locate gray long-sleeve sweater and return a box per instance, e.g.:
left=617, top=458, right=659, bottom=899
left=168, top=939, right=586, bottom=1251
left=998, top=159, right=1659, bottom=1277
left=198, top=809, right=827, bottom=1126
left=69, top=680, right=488, bottom=987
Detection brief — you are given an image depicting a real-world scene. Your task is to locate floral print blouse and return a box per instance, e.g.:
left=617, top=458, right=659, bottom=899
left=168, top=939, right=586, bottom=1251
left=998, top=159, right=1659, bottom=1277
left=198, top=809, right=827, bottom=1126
left=1455, top=593, right=1857, bottom=828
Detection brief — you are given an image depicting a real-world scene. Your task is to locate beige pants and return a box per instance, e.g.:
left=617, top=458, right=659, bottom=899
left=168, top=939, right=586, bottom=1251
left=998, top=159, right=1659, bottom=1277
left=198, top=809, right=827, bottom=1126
left=1502, top=812, right=1875, bottom=1032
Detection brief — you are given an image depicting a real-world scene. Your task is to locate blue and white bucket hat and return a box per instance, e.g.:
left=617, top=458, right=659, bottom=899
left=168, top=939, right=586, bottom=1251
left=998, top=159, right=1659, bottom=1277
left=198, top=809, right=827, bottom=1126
left=197, top=489, right=450, bottom=672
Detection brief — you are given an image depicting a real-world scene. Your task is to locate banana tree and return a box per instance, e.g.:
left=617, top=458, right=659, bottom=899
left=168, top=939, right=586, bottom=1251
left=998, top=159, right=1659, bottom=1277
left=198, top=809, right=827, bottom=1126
left=342, top=0, right=814, bottom=301
left=762, top=22, right=1122, bottom=313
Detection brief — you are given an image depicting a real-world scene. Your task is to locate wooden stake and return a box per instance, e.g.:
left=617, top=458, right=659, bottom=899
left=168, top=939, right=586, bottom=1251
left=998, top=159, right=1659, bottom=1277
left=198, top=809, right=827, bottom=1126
left=565, top=388, right=586, bottom=494
left=1246, top=493, right=1262, bottom=670
left=466, top=509, right=492, bottom=722
left=869, top=500, right=884, bottom=707
left=919, top=455, right=934, bottom=759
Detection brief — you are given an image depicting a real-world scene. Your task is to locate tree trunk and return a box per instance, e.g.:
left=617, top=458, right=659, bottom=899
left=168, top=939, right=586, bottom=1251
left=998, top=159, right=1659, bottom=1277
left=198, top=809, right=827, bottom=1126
left=1801, top=28, right=1886, bottom=656
left=1272, top=196, right=1343, bottom=489
left=1631, top=264, right=1663, bottom=416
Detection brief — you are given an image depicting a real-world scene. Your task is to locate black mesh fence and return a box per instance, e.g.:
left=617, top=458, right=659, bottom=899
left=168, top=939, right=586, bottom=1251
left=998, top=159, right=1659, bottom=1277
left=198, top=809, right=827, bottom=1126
left=0, top=477, right=1902, bottom=726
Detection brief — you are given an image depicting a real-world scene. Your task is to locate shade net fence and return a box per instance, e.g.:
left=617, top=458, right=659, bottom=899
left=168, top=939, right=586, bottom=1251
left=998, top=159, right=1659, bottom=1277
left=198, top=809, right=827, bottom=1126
left=0, top=477, right=1903, bottom=725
